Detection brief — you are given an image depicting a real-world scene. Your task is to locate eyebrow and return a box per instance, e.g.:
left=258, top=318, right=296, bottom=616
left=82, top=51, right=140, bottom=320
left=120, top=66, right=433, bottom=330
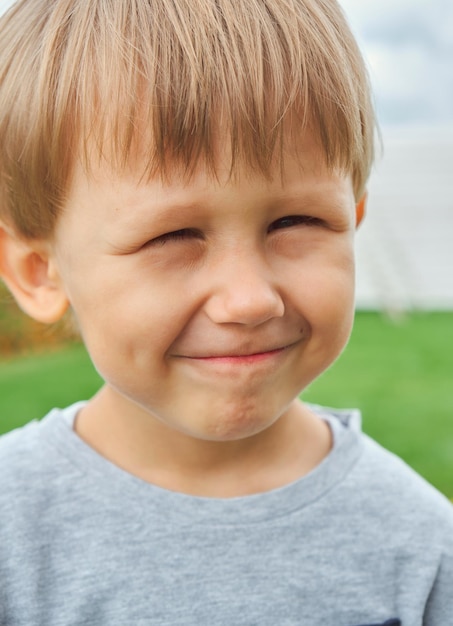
left=113, top=198, right=205, bottom=230
left=270, top=191, right=351, bottom=215
left=112, top=183, right=351, bottom=234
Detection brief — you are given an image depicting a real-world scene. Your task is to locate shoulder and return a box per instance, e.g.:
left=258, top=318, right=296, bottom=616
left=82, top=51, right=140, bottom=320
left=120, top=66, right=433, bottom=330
left=313, top=404, right=453, bottom=551
left=351, top=433, right=453, bottom=548
left=0, top=405, right=83, bottom=522
left=357, top=442, right=453, bottom=624
left=0, top=406, right=65, bottom=467
left=0, top=418, right=48, bottom=483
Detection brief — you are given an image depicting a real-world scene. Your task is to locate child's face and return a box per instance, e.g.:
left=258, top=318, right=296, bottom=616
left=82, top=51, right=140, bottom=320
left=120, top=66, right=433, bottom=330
left=51, top=129, right=357, bottom=441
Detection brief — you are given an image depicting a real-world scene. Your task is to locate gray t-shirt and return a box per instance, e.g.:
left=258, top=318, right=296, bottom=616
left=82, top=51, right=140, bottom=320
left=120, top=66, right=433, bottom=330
left=0, top=403, right=452, bottom=626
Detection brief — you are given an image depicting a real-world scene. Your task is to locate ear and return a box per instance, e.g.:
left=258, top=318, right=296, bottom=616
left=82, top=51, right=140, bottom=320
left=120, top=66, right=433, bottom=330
left=355, top=192, right=367, bottom=228
left=0, top=223, right=69, bottom=324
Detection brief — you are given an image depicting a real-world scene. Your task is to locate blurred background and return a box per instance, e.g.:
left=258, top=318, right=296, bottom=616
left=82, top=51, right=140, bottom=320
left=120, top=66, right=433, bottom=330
left=0, top=0, right=452, bottom=497
left=341, top=0, right=453, bottom=312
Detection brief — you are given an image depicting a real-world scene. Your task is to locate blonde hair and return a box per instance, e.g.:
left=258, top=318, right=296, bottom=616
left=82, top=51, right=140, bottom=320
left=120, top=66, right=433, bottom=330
left=0, top=0, right=375, bottom=239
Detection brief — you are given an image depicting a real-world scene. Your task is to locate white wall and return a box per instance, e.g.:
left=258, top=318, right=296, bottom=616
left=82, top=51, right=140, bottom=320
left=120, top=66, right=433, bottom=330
left=355, top=125, right=453, bottom=311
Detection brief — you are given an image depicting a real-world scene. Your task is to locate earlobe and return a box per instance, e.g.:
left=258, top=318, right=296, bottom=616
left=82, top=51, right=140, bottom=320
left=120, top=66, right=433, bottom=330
left=0, top=223, right=69, bottom=324
left=355, top=193, right=367, bottom=228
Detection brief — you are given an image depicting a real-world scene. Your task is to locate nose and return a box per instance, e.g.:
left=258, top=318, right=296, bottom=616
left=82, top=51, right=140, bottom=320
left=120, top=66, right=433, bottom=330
left=204, top=253, right=285, bottom=326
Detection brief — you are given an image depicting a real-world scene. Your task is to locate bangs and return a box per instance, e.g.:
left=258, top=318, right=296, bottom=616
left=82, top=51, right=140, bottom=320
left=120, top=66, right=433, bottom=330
left=0, top=0, right=375, bottom=238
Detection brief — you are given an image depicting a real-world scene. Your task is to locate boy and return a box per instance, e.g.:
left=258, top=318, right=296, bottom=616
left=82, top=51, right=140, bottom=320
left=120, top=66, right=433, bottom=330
left=0, top=0, right=451, bottom=624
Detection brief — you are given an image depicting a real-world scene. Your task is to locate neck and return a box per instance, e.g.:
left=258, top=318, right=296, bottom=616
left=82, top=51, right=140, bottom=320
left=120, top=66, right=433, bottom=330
left=75, top=386, right=332, bottom=497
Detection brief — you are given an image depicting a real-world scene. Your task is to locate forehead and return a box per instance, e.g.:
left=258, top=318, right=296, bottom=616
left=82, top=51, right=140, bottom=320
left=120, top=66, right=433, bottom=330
left=51, top=123, right=356, bottom=263
left=74, top=119, right=343, bottom=194
left=63, top=125, right=354, bottom=233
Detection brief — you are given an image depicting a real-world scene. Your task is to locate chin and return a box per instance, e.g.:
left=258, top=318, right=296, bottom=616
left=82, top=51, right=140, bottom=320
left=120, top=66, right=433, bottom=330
left=196, top=402, right=280, bottom=442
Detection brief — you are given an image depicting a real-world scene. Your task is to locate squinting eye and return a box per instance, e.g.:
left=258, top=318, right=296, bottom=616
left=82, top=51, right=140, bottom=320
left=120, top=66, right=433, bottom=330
left=152, top=228, right=201, bottom=246
left=268, top=215, right=322, bottom=232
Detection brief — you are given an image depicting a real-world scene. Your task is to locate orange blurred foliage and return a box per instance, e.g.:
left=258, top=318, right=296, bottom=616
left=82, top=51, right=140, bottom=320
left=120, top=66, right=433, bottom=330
left=0, top=282, right=74, bottom=356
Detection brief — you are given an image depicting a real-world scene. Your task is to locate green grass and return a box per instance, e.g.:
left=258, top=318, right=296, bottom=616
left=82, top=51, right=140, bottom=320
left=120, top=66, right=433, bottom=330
left=1, top=312, right=452, bottom=497
left=0, top=344, right=103, bottom=433
left=303, top=312, right=453, bottom=497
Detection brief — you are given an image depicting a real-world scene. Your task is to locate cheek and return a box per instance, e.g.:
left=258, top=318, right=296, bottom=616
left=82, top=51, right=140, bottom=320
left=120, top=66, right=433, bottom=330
left=67, top=270, right=189, bottom=369
left=292, top=245, right=355, bottom=343
left=292, top=241, right=355, bottom=304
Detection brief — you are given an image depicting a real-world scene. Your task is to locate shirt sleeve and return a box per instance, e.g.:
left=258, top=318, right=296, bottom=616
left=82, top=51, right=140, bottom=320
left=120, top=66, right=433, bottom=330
left=423, top=552, right=453, bottom=625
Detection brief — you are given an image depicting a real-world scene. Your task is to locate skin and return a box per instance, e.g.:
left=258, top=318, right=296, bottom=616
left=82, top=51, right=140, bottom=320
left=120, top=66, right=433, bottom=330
left=25, top=129, right=361, bottom=496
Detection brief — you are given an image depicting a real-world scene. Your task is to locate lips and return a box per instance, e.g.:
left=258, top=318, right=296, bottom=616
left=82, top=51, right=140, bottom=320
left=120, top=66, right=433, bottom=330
left=176, top=341, right=299, bottom=360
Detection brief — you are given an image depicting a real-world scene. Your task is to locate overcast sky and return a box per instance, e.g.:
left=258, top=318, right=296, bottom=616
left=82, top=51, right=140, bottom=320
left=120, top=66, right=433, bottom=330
left=340, top=0, right=453, bottom=127
left=1, top=0, right=452, bottom=127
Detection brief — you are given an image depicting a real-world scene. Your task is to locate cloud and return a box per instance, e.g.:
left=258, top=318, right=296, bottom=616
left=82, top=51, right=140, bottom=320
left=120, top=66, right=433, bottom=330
left=2, top=0, right=452, bottom=126
left=339, top=0, right=453, bottom=125
left=347, top=0, right=453, bottom=51
left=0, top=0, right=15, bottom=14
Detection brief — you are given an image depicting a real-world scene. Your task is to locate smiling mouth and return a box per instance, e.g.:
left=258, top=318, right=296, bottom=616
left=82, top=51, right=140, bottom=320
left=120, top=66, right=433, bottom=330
left=181, top=343, right=296, bottom=363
